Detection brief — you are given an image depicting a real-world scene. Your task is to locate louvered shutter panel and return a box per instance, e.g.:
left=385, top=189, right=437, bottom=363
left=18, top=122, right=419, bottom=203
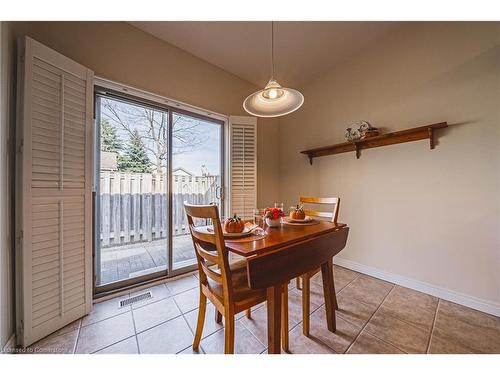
left=229, top=116, right=257, bottom=220
left=16, top=37, right=93, bottom=347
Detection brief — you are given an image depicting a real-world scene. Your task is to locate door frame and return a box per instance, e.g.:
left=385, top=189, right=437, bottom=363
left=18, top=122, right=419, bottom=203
left=92, top=78, right=229, bottom=297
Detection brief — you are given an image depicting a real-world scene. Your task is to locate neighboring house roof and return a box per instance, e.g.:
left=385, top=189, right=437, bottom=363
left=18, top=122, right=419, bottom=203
left=172, top=167, right=195, bottom=176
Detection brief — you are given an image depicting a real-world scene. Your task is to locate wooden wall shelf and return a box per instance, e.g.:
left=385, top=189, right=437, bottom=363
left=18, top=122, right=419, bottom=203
left=301, top=122, right=448, bottom=164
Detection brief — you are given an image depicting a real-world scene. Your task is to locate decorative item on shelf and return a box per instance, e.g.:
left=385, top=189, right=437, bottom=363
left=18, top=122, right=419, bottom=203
left=358, top=121, right=379, bottom=139
left=224, top=214, right=245, bottom=233
left=360, top=128, right=379, bottom=139
left=289, top=204, right=305, bottom=220
left=345, top=120, right=378, bottom=141
left=344, top=127, right=361, bottom=141
left=264, top=207, right=284, bottom=227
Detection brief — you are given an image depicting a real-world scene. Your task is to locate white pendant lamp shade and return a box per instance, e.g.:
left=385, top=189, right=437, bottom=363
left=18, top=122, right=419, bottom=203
left=243, top=79, right=304, bottom=117
left=243, top=22, right=304, bottom=118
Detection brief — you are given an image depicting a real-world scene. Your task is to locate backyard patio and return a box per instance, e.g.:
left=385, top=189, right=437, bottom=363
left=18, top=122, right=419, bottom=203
left=99, top=235, right=195, bottom=285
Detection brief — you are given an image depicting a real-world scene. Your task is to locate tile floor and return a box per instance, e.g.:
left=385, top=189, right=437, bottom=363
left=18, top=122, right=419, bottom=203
left=28, top=266, right=500, bottom=354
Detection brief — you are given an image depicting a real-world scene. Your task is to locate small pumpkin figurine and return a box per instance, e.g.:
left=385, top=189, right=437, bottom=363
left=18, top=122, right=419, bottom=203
left=290, top=204, right=306, bottom=220
left=224, top=214, right=245, bottom=233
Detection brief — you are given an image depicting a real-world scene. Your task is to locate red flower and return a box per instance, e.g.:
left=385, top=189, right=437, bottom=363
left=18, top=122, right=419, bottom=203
left=265, top=207, right=284, bottom=220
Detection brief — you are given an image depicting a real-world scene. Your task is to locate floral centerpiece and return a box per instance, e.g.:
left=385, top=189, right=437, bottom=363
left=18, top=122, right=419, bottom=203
left=264, top=207, right=284, bottom=227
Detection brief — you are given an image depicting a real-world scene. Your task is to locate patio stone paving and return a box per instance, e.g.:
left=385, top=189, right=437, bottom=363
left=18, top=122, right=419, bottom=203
left=99, top=235, right=195, bottom=285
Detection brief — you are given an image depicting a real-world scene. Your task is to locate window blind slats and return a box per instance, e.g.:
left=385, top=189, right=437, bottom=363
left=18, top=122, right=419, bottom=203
left=229, top=116, right=257, bottom=221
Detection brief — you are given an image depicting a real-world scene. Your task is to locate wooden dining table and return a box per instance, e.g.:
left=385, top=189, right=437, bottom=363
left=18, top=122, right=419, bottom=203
left=224, top=220, right=349, bottom=354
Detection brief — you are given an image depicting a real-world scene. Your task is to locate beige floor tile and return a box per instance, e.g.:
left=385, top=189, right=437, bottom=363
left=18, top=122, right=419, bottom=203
left=51, top=318, right=82, bottom=337
left=137, top=316, right=194, bottom=354
left=239, top=305, right=271, bottom=346
left=95, top=337, right=139, bottom=354
left=333, top=265, right=360, bottom=288
left=347, top=331, right=405, bottom=354
left=428, top=300, right=500, bottom=354
left=130, top=284, right=172, bottom=309
left=76, top=312, right=136, bottom=354
left=174, top=287, right=201, bottom=313
left=307, top=307, right=362, bottom=353
left=287, top=324, right=336, bottom=354
left=310, top=265, right=360, bottom=292
left=427, top=333, right=474, bottom=354
left=184, top=304, right=224, bottom=339
left=133, top=297, right=182, bottom=333
left=381, top=286, right=438, bottom=332
left=293, top=280, right=326, bottom=307
left=338, top=275, right=393, bottom=307
left=166, top=275, right=198, bottom=295
left=234, top=301, right=266, bottom=320
left=288, top=287, right=322, bottom=325
left=201, top=321, right=265, bottom=354
left=364, top=308, right=429, bottom=353
left=336, top=291, right=378, bottom=328
left=29, top=330, right=79, bottom=354
left=32, top=268, right=499, bottom=356
left=82, top=295, right=131, bottom=326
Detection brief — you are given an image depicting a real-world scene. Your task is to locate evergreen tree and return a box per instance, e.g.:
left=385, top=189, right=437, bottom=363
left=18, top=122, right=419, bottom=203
left=121, top=129, right=152, bottom=173
left=101, top=120, right=129, bottom=171
left=101, top=120, right=122, bottom=153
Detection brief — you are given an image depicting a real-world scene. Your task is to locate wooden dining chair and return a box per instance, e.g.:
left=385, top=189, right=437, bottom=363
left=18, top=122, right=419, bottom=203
left=295, top=196, right=340, bottom=336
left=184, top=202, right=289, bottom=354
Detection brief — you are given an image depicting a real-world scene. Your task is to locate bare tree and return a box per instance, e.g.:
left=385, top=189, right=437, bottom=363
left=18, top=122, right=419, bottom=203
left=101, top=98, right=207, bottom=173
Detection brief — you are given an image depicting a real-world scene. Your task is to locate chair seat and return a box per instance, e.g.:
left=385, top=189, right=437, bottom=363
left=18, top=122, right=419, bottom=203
left=207, top=260, right=267, bottom=308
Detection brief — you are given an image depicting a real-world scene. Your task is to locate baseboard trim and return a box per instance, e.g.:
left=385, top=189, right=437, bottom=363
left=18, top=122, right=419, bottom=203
left=334, top=257, right=500, bottom=317
left=1, top=334, right=16, bottom=354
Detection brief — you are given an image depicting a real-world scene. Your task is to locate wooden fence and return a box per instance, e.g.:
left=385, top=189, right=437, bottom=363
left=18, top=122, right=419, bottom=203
left=100, top=171, right=219, bottom=247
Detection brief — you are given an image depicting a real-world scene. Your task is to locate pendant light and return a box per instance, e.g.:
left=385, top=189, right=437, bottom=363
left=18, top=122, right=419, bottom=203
left=243, top=22, right=304, bottom=117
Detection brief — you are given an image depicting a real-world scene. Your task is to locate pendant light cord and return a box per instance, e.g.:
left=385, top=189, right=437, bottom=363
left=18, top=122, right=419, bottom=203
left=271, top=21, right=275, bottom=80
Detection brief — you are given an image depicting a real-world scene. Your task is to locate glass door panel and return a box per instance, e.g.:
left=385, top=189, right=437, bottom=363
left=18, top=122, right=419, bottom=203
left=171, top=112, right=223, bottom=270
left=95, top=95, right=169, bottom=289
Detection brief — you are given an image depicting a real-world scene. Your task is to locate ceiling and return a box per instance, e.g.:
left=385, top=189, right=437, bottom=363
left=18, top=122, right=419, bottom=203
left=129, top=21, right=402, bottom=88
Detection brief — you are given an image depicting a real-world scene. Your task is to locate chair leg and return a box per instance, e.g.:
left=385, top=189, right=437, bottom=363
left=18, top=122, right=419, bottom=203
left=296, top=277, right=302, bottom=290
left=281, top=284, right=289, bottom=352
left=302, top=274, right=311, bottom=336
left=193, top=291, right=207, bottom=351
left=224, top=310, right=235, bottom=354
left=215, top=309, right=222, bottom=324
left=246, top=308, right=252, bottom=319
left=332, top=269, right=339, bottom=310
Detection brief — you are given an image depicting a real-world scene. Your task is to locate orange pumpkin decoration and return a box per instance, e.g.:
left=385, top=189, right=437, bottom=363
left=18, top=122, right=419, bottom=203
left=290, top=205, right=306, bottom=220
left=224, top=214, right=245, bottom=233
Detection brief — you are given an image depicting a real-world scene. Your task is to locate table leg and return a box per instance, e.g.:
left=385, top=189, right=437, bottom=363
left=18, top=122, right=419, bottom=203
left=321, top=259, right=337, bottom=332
left=281, top=284, right=289, bottom=352
left=267, top=285, right=282, bottom=354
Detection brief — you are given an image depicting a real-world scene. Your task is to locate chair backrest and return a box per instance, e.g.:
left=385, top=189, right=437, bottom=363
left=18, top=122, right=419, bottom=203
left=184, top=202, right=234, bottom=302
left=299, top=196, right=340, bottom=223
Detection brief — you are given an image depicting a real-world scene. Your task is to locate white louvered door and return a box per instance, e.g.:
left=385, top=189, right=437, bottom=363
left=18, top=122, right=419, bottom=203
left=16, top=37, right=93, bottom=347
left=229, top=116, right=257, bottom=220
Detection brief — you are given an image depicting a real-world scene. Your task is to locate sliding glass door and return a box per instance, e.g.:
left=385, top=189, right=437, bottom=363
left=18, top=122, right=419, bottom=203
left=171, top=112, right=224, bottom=270
left=94, top=91, right=225, bottom=293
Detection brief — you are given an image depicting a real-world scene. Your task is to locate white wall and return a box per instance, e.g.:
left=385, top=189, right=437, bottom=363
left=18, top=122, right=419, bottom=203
left=279, top=22, right=500, bottom=314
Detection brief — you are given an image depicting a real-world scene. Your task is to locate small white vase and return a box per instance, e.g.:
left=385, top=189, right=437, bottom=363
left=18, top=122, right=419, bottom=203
left=265, top=218, right=281, bottom=227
